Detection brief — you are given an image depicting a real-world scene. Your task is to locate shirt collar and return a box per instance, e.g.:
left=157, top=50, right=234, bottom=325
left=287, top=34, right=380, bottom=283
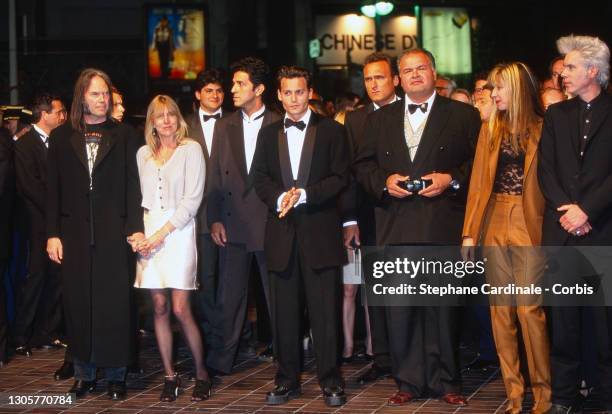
left=404, top=92, right=436, bottom=112
left=579, top=91, right=604, bottom=109
left=283, top=109, right=312, bottom=132
left=32, top=124, right=49, bottom=139
left=199, top=107, right=222, bottom=119
left=373, top=95, right=399, bottom=111
left=242, top=105, right=266, bottom=122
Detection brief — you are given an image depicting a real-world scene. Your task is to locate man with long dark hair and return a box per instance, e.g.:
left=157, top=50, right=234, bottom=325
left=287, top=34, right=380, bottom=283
left=46, top=68, right=144, bottom=400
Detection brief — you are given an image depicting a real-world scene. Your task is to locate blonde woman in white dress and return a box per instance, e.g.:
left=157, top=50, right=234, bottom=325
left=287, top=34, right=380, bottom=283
left=133, top=95, right=210, bottom=402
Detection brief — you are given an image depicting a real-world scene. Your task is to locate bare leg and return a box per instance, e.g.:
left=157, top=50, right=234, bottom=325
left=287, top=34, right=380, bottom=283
left=342, top=283, right=358, bottom=358
left=171, top=290, right=209, bottom=381
left=151, top=289, right=174, bottom=377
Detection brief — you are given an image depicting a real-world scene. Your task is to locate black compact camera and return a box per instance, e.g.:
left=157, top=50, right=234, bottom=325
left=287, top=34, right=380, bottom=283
left=400, top=178, right=461, bottom=193
left=401, top=179, right=432, bottom=192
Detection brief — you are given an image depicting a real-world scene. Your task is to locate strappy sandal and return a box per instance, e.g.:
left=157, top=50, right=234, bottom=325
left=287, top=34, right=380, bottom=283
left=191, top=379, right=212, bottom=401
left=160, top=374, right=180, bottom=402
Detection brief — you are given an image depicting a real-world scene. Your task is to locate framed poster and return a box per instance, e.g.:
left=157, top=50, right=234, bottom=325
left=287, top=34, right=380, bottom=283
left=146, top=5, right=206, bottom=80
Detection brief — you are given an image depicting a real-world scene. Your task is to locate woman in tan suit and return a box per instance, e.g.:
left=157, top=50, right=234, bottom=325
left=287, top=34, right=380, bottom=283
left=462, top=62, right=550, bottom=414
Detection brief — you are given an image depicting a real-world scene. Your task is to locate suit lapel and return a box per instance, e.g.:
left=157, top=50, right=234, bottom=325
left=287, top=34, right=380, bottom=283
left=228, top=112, right=248, bottom=183
left=524, top=129, right=539, bottom=179
left=488, top=132, right=501, bottom=184
left=277, top=126, right=294, bottom=189
left=388, top=102, right=413, bottom=171
left=411, top=96, right=449, bottom=173
left=92, top=124, right=117, bottom=171
left=69, top=130, right=88, bottom=172
left=296, top=113, right=318, bottom=188
left=190, top=114, right=209, bottom=164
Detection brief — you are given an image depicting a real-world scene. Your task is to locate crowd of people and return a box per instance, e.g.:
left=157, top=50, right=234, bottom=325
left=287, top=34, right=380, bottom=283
left=0, top=33, right=612, bottom=414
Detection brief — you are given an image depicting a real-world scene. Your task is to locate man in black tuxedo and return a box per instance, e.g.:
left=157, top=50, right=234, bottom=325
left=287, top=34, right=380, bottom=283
left=342, top=52, right=399, bottom=384
left=206, top=58, right=279, bottom=374
left=538, top=35, right=612, bottom=414
left=251, top=65, right=349, bottom=407
left=0, top=126, right=14, bottom=366
left=185, top=69, right=226, bottom=345
left=46, top=68, right=144, bottom=400
left=13, top=94, right=66, bottom=357
left=354, top=48, right=480, bottom=406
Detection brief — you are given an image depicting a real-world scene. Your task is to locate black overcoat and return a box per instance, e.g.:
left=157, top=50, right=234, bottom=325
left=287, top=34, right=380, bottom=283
left=46, top=120, right=143, bottom=366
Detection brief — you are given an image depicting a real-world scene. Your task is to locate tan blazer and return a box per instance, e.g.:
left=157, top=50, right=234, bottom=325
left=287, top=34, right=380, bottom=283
left=462, top=122, right=545, bottom=245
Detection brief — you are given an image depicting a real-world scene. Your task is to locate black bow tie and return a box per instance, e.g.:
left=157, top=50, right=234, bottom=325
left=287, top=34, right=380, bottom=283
left=203, top=113, right=221, bottom=122
left=408, top=102, right=428, bottom=114
left=284, top=118, right=306, bottom=131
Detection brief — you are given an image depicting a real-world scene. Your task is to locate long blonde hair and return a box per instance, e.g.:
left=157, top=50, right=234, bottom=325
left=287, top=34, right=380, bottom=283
left=144, top=95, right=189, bottom=155
left=487, top=62, right=544, bottom=153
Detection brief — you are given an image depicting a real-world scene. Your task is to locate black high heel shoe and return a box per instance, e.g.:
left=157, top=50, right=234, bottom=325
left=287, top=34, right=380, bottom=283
left=191, top=379, right=212, bottom=401
left=160, top=374, right=180, bottom=402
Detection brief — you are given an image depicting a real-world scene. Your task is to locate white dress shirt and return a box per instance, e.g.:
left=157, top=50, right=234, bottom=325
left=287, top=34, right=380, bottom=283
left=404, top=92, right=436, bottom=160
left=198, top=107, right=222, bottom=157
left=242, top=105, right=265, bottom=173
left=275, top=109, right=311, bottom=211
left=32, top=124, right=49, bottom=148
left=372, top=95, right=399, bottom=111
left=404, top=92, right=436, bottom=131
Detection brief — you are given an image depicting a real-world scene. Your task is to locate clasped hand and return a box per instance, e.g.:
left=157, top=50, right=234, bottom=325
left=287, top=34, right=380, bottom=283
left=127, top=231, right=164, bottom=256
left=279, top=187, right=302, bottom=218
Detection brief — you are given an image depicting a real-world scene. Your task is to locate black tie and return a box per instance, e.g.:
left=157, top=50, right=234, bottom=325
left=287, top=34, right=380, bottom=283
left=408, top=102, right=428, bottom=114
left=203, top=113, right=221, bottom=122
left=284, top=118, right=306, bottom=131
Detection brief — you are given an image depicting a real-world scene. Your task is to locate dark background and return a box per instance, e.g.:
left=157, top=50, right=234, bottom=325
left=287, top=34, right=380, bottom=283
left=2, top=0, right=612, bottom=118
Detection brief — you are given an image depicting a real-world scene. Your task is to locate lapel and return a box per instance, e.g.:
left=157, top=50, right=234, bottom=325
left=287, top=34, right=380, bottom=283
left=523, top=126, right=540, bottom=179
left=411, top=95, right=450, bottom=172
left=387, top=101, right=413, bottom=170
left=277, top=126, right=294, bottom=190
left=487, top=131, right=501, bottom=185
left=92, top=122, right=117, bottom=171
left=584, top=93, right=612, bottom=153
left=69, top=130, right=88, bottom=172
left=191, top=114, right=209, bottom=164
left=228, top=111, right=248, bottom=183
left=296, top=112, right=318, bottom=188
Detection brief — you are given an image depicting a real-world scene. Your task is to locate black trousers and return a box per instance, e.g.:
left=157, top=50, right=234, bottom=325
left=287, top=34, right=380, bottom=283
left=549, top=305, right=612, bottom=409
left=269, top=241, right=343, bottom=389
left=196, top=233, right=218, bottom=347
left=206, top=243, right=269, bottom=374
left=363, top=252, right=391, bottom=369
left=13, top=236, right=62, bottom=346
left=387, top=305, right=461, bottom=396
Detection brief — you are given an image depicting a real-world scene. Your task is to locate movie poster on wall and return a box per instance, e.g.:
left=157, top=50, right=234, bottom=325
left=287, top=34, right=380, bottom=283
left=147, top=6, right=205, bottom=80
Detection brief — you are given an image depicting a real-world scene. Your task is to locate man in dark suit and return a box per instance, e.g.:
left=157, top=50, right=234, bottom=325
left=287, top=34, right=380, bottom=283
left=342, top=52, right=399, bottom=384
left=354, top=48, right=480, bottom=406
left=185, top=69, right=226, bottom=346
left=13, top=94, right=66, bottom=357
left=206, top=58, right=279, bottom=374
left=0, top=126, right=14, bottom=366
left=252, top=65, right=350, bottom=406
left=46, top=68, right=144, bottom=400
left=538, top=35, right=612, bottom=414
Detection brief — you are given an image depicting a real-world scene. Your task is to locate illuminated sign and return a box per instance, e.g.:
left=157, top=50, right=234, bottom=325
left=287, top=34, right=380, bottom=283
left=315, top=14, right=417, bottom=65
left=421, top=8, right=472, bottom=75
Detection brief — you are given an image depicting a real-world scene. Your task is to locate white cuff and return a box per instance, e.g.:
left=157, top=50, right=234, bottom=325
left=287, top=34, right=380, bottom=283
left=343, top=221, right=358, bottom=227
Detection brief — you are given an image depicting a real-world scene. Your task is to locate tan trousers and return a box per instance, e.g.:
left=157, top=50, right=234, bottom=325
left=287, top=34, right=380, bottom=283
left=482, top=194, right=551, bottom=414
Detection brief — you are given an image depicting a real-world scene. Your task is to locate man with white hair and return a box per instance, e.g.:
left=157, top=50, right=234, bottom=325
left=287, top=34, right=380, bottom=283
left=538, top=34, right=612, bottom=414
